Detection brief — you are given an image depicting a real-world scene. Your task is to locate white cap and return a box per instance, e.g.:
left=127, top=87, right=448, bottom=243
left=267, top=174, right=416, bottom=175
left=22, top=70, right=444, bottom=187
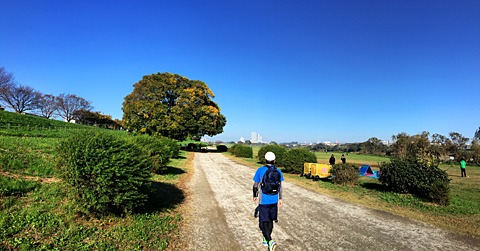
left=265, top=151, right=276, bottom=161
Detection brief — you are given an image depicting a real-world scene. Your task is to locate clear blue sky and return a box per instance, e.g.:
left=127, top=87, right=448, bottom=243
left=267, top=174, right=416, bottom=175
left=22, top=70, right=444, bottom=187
left=1, top=0, right=479, bottom=143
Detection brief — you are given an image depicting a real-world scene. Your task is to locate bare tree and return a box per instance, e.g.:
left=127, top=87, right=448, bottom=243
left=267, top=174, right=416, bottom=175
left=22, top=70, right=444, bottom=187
left=0, top=67, right=15, bottom=109
left=0, top=83, right=42, bottom=113
left=56, top=93, right=92, bottom=122
left=38, top=94, right=58, bottom=119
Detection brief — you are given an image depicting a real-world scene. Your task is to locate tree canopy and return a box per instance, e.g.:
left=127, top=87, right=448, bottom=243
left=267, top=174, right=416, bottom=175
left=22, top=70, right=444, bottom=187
left=122, top=72, right=226, bottom=141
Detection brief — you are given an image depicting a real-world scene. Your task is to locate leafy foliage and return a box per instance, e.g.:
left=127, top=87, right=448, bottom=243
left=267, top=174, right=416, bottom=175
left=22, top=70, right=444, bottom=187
left=73, top=109, right=121, bottom=129
left=330, top=164, right=359, bottom=186
left=282, top=148, right=317, bottom=173
left=258, top=144, right=287, bottom=166
left=216, top=144, right=228, bottom=152
left=132, top=135, right=180, bottom=173
left=57, top=130, right=152, bottom=216
left=122, top=72, right=226, bottom=141
left=379, top=158, right=450, bottom=205
left=229, top=144, right=253, bottom=158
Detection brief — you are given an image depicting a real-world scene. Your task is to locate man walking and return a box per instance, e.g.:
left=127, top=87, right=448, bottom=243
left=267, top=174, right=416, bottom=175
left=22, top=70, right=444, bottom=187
left=253, top=151, right=284, bottom=251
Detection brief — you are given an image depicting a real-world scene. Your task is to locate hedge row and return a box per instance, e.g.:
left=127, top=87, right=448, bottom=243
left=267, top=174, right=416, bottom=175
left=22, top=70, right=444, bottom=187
left=229, top=144, right=253, bottom=158
left=257, top=145, right=316, bottom=173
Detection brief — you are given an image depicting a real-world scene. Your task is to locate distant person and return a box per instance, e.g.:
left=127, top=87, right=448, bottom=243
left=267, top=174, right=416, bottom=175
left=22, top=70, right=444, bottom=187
left=341, top=154, right=346, bottom=164
left=253, top=151, right=284, bottom=250
left=460, top=158, right=467, bottom=177
left=329, top=154, right=335, bottom=165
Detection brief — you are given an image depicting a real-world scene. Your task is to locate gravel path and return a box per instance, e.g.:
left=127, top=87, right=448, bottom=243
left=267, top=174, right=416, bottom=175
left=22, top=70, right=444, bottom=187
left=185, top=152, right=479, bottom=251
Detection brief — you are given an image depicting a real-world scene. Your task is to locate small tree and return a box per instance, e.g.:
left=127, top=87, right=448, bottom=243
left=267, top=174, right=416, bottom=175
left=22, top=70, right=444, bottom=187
left=56, top=93, right=92, bottom=122
left=37, top=94, right=58, bottom=119
left=0, top=83, right=42, bottom=113
left=0, top=67, right=14, bottom=94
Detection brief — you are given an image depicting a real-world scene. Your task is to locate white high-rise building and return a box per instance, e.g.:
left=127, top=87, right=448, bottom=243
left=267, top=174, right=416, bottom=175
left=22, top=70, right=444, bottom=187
left=251, top=132, right=258, bottom=143
left=251, top=132, right=263, bottom=143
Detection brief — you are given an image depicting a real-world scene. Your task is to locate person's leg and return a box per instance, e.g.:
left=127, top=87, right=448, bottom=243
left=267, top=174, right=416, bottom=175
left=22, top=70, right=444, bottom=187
left=260, top=221, right=273, bottom=241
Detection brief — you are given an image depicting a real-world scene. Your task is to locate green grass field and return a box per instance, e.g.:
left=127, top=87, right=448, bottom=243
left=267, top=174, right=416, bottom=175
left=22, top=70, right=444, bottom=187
left=314, top=151, right=390, bottom=167
left=0, top=110, right=189, bottom=250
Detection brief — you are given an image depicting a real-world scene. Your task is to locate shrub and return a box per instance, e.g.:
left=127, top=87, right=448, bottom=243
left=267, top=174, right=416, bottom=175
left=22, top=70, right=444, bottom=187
left=132, top=135, right=179, bottom=173
left=57, top=130, right=152, bottom=216
left=379, top=157, right=450, bottom=205
left=258, top=144, right=287, bottom=166
left=229, top=144, right=253, bottom=158
left=216, top=145, right=228, bottom=152
left=330, top=164, right=359, bottom=186
left=283, top=148, right=317, bottom=173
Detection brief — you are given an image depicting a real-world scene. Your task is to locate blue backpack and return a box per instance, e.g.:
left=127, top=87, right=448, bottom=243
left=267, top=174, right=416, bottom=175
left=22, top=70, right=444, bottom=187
left=261, top=165, right=281, bottom=195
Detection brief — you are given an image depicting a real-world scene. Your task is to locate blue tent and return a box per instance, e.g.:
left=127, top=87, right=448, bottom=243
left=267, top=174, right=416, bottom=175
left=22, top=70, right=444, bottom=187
left=359, top=165, right=380, bottom=178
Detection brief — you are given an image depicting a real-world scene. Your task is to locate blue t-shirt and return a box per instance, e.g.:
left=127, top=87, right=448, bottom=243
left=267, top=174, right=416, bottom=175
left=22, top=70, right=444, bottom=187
left=253, top=165, right=284, bottom=205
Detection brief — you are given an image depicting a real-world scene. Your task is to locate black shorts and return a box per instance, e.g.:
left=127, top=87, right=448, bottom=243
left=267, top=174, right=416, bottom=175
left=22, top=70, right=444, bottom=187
left=258, top=203, right=278, bottom=222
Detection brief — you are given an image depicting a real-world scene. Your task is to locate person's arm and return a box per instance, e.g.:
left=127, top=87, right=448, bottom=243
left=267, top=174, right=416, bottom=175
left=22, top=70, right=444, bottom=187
left=253, top=181, right=259, bottom=202
left=278, top=182, right=283, bottom=206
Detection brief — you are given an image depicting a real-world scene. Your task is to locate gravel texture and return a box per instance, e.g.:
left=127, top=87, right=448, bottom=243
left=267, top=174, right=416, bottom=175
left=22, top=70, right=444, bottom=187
left=184, top=152, right=479, bottom=251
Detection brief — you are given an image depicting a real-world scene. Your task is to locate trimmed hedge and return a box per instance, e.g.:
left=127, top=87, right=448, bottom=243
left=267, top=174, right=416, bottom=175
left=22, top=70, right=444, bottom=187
left=57, top=130, right=152, bottom=216
left=258, top=144, right=287, bottom=166
left=229, top=144, right=253, bottom=158
left=331, top=164, right=359, bottom=186
left=132, top=135, right=180, bottom=173
left=216, top=145, right=228, bottom=152
left=283, top=148, right=317, bottom=173
left=379, top=158, right=450, bottom=205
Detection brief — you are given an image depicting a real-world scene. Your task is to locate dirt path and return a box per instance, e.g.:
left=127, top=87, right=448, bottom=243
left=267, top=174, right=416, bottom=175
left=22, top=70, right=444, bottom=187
left=184, top=152, right=479, bottom=251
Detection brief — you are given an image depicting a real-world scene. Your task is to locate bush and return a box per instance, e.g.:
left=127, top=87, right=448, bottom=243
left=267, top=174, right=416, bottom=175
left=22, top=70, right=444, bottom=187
left=379, top=158, right=450, bottom=205
left=132, top=135, right=179, bottom=173
left=331, top=164, right=359, bottom=186
left=57, top=130, right=152, bottom=216
left=229, top=144, right=253, bottom=158
left=216, top=145, right=228, bottom=152
left=258, top=144, right=287, bottom=166
left=283, top=148, right=317, bottom=173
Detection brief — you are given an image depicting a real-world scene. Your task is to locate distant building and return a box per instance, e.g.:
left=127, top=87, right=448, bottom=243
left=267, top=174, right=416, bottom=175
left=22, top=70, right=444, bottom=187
left=239, top=137, right=245, bottom=143
left=251, top=132, right=263, bottom=143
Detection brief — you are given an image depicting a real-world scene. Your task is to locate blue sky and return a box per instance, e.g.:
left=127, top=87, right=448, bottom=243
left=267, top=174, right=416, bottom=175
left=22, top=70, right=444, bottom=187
left=1, top=0, right=479, bottom=143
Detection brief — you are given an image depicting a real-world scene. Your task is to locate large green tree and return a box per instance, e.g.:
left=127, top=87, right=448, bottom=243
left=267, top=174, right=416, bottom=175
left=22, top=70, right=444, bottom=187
left=122, top=72, right=226, bottom=141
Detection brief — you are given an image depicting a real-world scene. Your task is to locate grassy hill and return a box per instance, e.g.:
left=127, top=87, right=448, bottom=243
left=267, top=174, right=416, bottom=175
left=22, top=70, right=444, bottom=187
left=0, top=110, right=189, bottom=250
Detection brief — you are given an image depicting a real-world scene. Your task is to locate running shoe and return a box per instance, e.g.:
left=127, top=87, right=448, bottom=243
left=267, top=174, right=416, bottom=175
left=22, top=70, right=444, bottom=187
left=262, top=237, right=268, bottom=246
left=268, top=240, right=276, bottom=251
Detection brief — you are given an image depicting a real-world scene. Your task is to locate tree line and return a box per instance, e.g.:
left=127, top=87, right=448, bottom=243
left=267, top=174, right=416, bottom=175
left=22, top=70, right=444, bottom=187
left=310, top=130, right=480, bottom=165
left=0, top=67, right=120, bottom=129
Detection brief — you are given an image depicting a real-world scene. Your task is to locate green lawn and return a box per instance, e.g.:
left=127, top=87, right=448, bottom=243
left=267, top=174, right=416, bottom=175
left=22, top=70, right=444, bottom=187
left=314, top=151, right=390, bottom=167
